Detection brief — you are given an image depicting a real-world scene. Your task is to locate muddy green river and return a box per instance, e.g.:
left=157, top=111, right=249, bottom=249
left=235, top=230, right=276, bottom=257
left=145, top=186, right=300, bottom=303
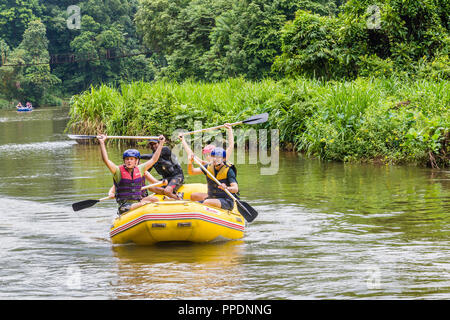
left=0, top=107, right=448, bottom=299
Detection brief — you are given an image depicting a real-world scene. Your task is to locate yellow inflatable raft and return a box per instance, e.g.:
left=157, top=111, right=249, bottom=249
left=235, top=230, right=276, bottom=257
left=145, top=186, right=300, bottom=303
left=109, top=183, right=245, bottom=245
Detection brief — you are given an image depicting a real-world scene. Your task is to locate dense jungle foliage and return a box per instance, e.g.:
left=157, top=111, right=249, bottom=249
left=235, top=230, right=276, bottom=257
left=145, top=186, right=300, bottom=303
left=1, top=0, right=448, bottom=166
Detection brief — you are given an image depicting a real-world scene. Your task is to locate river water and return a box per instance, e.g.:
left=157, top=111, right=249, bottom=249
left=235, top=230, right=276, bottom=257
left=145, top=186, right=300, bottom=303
left=0, top=107, right=448, bottom=299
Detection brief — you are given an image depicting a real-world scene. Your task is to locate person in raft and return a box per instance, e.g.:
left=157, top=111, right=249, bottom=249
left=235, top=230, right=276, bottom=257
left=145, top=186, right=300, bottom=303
left=187, top=147, right=239, bottom=211
left=178, top=123, right=235, bottom=165
left=107, top=169, right=166, bottom=199
left=140, top=138, right=185, bottom=200
left=98, top=134, right=166, bottom=215
left=16, top=102, right=23, bottom=109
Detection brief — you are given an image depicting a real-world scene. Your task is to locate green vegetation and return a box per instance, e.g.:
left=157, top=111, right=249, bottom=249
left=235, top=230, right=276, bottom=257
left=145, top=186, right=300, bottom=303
left=0, top=20, right=60, bottom=108
left=67, top=77, right=449, bottom=167
left=1, top=0, right=448, bottom=166
left=0, top=0, right=153, bottom=107
left=273, top=0, right=449, bottom=80
left=135, top=0, right=344, bottom=81
left=1, top=1, right=448, bottom=92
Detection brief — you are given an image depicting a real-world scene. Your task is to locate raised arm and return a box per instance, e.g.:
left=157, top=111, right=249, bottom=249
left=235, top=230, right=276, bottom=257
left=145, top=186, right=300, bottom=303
left=179, top=133, right=194, bottom=156
left=224, top=123, right=234, bottom=161
left=98, top=134, right=117, bottom=174
left=179, top=134, right=209, bottom=165
left=187, top=154, right=204, bottom=175
left=142, top=135, right=165, bottom=171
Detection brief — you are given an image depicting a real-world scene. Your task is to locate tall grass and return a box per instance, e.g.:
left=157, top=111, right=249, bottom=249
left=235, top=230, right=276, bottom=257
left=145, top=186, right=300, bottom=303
left=67, top=76, right=450, bottom=167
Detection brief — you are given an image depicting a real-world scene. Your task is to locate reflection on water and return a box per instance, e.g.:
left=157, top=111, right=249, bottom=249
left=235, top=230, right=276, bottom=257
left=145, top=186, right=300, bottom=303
left=0, top=108, right=449, bottom=299
left=112, top=242, right=247, bottom=299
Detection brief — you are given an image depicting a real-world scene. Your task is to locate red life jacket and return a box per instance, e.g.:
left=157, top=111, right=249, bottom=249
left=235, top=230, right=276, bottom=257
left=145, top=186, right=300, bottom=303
left=114, top=165, right=146, bottom=203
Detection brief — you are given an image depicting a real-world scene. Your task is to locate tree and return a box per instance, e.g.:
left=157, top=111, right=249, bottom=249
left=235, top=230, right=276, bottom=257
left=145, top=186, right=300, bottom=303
left=15, top=20, right=60, bottom=105
left=136, top=0, right=227, bottom=81
left=136, top=0, right=345, bottom=81
left=135, top=0, right=189, bottom=55
left=272, top=10, right=344, bottom=79
left=0, top=0, right=41, bottom=48
left=272, top=0, right=450, bottom=80
left=202, top=0, right=287, bottom=80
left=0, top=39, right=24, bottom=103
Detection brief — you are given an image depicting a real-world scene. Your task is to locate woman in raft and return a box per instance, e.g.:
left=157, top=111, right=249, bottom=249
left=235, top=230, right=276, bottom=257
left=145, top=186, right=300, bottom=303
left=178, top=123, right=238, bottom=210
left=178, top=123, right=234, bottom=164
left=187, top=147, right=239, bottom=211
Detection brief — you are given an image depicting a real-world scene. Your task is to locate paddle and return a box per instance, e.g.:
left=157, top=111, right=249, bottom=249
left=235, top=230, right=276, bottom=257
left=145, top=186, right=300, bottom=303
left=72, top=196, right=113, bottom=212
left=72, top=181, right=165, bottom=211
left=192, top=156, right=258, bottom=223
left=68, top=134, right=160, bottom=140
left=140, top=180, right=166, bottom=191
left=180, top=113, right=269, bottom=136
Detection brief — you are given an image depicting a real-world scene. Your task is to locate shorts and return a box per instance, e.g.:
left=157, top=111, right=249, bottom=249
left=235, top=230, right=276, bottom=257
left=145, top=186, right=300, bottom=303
left=165, top=174, right=184, bottom=193
left=117, top=202, right=133, bottom=215
left=200, top=196, right=234, bottom=211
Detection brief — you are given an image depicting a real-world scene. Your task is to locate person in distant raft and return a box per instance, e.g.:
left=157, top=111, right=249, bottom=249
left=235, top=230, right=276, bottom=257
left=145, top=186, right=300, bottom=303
left=140, top=138, right=185, bottom=200
left=187, top=147, right=239, bottom=211
left=98, top=134, right=166, bottom=215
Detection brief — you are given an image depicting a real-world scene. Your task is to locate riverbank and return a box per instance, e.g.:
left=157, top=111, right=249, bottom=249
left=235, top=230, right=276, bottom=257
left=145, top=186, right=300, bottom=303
left=67, top=77, right=449, bottom=167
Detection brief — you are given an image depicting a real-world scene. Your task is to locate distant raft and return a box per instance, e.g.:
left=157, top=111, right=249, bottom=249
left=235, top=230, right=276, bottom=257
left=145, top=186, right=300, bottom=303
left=16, top=107, right=33, bottom=112
left=109, top=183, right=245, bottom=245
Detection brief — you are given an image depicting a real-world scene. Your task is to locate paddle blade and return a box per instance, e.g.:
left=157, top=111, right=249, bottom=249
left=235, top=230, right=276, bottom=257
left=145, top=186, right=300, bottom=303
left=242, top=113, right=268, bottom=125
left=236, top=200, right=258, bottom=223
left=72, top=199, right=100, bottom=211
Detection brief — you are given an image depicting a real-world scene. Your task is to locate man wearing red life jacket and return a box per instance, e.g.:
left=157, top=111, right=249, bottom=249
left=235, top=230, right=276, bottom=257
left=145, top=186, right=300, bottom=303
left=98, top=134, right=166, bottom=214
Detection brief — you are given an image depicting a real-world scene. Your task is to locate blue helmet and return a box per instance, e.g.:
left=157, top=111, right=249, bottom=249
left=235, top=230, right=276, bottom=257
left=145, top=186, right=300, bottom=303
left=123, top=149, right=140, bottom=159
left=211, top=147, right=226, bottom=158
